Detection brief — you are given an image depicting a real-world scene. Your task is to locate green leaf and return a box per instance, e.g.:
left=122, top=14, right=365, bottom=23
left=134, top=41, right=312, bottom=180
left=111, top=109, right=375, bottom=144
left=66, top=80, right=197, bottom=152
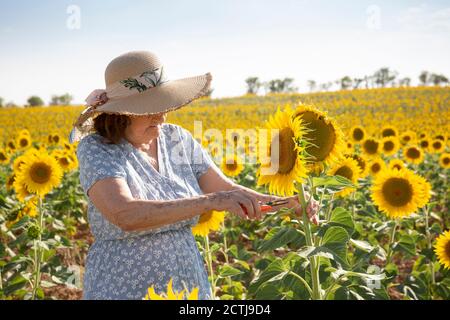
left=349, top=239, right=374, bottom=252
left=218, top=265, right=243, bottom=278
left=321, top=226, right=350, bottom=268
left=249, top=259, right=285, bottom=294
left=328, top=207, right=355, bottom=235
left=312, top=175, right=354, bottom=189
left=258, top=227, right=304, bottom=252
left=394, top=235, right=416, bottom=256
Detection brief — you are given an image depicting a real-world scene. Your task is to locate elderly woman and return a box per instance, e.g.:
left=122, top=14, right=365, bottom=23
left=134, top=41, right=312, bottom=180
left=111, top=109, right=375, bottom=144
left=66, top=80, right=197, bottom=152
left=71, top=51, right=318, bottom=300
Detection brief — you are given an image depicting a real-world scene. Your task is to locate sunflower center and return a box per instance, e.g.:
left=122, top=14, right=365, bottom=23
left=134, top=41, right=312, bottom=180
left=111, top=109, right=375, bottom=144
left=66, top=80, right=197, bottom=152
left=363, top=139, right=379, bottom=154
left=0, top=153, right=6, bottom=161
left=59, top=157, right=70, bottom=167
left=20, top=138, right=29, bottom=147
left=382, top=129, right=396, bottom=137
left=445, top=241, right=450, bottom=259
left=432, top=141, right=442, bottom=149
left=273, top=127, right=297, bottom=174
left=443, top=157, right=450, bottom=165
left=298, top=111, right=336, bottom=162
left=406, top=148, right=421, bottom=159
left=335, top=165, right=353, bottom=180
left=30, top=162, right=52, bottom=184
left=393, top=164, right=402, bottom=170
left=371, top=163, right=381, bottom=173
left=382, top=178, right=413, bottom=207
left=384, top=141, right=394, bottom=151
left=420, top=140, right=429, bottom=148
left=403, top=135, right=411, bottom=142
left=353, top=128, right=364, bottom=141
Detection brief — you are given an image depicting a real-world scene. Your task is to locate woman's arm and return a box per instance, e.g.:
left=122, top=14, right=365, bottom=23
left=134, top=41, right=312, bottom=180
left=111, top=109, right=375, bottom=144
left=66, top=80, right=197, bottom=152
left=198, top=166, right=319, bottom=224
left=87, top=177, right=263, bottom=232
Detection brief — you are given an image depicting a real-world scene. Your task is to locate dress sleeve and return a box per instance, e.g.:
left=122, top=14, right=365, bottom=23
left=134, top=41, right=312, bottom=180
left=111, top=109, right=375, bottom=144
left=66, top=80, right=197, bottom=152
left=177, top=126, right=216, bottom=180
left=76, top=135, right=127, bottom=195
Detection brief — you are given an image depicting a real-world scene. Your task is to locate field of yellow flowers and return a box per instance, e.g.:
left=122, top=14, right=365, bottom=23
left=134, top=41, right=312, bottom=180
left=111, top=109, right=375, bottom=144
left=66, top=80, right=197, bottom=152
left=0, top=86, right=449, bottom=300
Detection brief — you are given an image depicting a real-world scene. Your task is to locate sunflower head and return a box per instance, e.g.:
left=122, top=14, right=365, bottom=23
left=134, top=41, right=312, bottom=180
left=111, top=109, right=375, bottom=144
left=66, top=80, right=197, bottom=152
left=371, top=168, right=430, bottom=219
left=257, top=106, right=308, bottom=196
left=327, top=157, right=361, bottom=197
left=344, top=153, right=369, bottom=178
left=361, top=138, right=380, bottom=157
left=381, top=137, right=400, bottom=156
left=400, top=130, right=417, bottom=145
left=403, top=145, right=424, bottom=164
left=388, top=159, right=405, bottom=171
left=369, top=157, right=386, bottom=176
left=192, top=210, right=225, bottom=237
left=434, top=230, right=450, bottom=270
left=430, top=139, right=445, bottom=153
left=144, top=278, right=199, bottom=300
left=350, top=126, right=365, bottom=143
left=419, top=139, right=430, bottom=151
left=439, top=153, right=450, bottom=169
left=221, top=155, right=244, bottom=177
left=292, top=102, right=345, bottom=168
left=381, top=126, right=398, bottom=138
left=14, top=150, right=63, bottom=197
left=16, top=134, right=31, bottom=150
left=0, top=149, right=9, bottom=164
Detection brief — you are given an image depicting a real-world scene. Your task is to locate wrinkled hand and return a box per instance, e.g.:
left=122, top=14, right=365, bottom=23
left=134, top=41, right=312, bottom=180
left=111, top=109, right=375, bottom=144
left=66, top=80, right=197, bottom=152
left=286, top=195, right=320, bottom=225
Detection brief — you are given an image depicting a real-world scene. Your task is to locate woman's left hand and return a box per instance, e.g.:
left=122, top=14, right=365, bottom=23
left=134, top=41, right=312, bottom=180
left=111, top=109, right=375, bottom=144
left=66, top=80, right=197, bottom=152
left=285, top=195, right=320, bottom=225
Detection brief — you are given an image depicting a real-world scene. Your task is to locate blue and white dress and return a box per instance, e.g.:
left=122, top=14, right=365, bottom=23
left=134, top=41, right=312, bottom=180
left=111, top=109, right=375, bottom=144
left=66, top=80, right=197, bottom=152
left=76, top=123, right=216, bottom=300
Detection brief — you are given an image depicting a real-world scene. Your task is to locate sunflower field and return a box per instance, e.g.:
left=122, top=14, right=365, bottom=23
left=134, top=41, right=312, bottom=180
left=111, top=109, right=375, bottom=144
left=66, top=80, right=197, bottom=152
left=0, top=86, right=449, bottom=300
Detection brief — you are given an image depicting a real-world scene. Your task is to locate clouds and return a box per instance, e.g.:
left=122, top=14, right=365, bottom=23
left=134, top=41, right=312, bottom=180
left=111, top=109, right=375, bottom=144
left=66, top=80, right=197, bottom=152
left=398, top=4, right=450, bottom=33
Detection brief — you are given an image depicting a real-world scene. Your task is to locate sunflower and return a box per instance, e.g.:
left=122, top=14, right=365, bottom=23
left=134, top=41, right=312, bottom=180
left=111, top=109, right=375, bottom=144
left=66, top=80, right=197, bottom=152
left=192, top=210, right=225, bottom=237
left=368, top=157, right=386, bottom=176
left=221, top=155, right=244, bottom=177
left=370, top=168, right=429, bottom=218
left=388, top=159, right=405, bottom=171
left=21, top=197, right=38, bottom=218
left=381, top=126, right=398, bottom=138
left=327, top=157, right=361, bottom=197
left=13, top=178, right=33, bottom=202
left=381, top=137, right=399, bottom=156
left=403, top=145, right=424, bottom=164
left=144, top=278, right=199, bottom=300
left=0, top=148, right=9, bottom=165
left=419, top=139, right=430, bottom=152
left=14, top=150, right=63, bottom=197
left=292, top=102, right=345, bottom=168
left=6, top=174, right=15, bottom=192
left=7, top=140, right=16, bottom=151
left=18, top=129, right=31, bottom=137
left=434, top=134, right=445, bottom=141
left=400, top=130, right=416, bottom=145
left=439, top=153, right=450, bottom=169
left=434, top=230, right=450, bottom=270
left=257, top=106, right=308, bottom=196
left=16, top=134, right=31, bottom=150
left=361, top=138, right=380, bottom=157
left=345, top=153, right=369, bottom=178
left=350, top=126, right=365, bottom=143
left=52, top=150, right=78, bottom=172
left=430, top=139, right=445, bottom=153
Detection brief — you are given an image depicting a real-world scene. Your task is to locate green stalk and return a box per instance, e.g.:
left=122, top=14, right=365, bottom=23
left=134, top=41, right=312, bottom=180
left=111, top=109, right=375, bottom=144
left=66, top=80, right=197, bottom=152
left=31, top=196, right=44, bottom=300
left=204, top=235, right=216, bottom=300
left=385, top=220, right=397, bottom=265
left=423, top=205, right=436, bottom=285
left=296, top=182, right=322, bottom=300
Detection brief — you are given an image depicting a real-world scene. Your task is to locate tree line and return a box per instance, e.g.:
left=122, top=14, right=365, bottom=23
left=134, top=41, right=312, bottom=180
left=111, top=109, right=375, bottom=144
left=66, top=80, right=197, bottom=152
left=0, top=93, right=73, bottom=108
left=245, top=68, right=449, bottom=94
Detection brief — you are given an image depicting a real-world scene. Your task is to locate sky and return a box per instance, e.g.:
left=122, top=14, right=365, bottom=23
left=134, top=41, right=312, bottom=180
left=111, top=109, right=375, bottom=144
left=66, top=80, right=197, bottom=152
left=0, top=0, right=450, bottom=105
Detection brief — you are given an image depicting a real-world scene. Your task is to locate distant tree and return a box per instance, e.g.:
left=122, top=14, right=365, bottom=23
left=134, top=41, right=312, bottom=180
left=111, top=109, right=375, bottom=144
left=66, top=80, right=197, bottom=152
left=430, top=74, right=449, bottom=86
left=319, top=82, right=333, bottom=91
left=5, top=101, right=18, bottom=108
left=399, top=77, right=411, bottom=87
left=50, top=93, right=73, bottom=105
left=307, top=80, right=316, bottom=92
left=245, top=77, right=261, bottom=94
left=373, top=67, right=397, bottom=87
left=27, top=96, right=44, bottom=107
left=0, top=97, right=3, bottom=108
left=264, top=78, right=297, bottom=94
left=353, top=78, right=363, bottom=89
left=419, top=71, right=431, bottom=86
left=340, top=76, right=352, bottom=90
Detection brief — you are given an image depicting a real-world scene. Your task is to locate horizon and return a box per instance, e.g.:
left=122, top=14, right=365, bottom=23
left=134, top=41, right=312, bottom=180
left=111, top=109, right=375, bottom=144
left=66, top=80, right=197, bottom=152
left=1, top=0, right=450, bottom=105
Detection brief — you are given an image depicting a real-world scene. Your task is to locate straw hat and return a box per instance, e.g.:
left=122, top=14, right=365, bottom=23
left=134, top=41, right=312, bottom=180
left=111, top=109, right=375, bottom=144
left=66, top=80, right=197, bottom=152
left=69, top=50, right=212, bottom=143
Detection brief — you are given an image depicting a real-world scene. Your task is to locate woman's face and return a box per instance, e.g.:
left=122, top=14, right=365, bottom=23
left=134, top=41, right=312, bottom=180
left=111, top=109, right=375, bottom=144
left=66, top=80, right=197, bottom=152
left=125, top=112, right=167, bottom=143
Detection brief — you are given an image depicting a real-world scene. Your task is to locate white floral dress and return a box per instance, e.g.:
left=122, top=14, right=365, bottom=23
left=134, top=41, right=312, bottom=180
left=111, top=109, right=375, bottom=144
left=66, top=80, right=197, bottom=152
left=76, top=123, right=215, bottom=300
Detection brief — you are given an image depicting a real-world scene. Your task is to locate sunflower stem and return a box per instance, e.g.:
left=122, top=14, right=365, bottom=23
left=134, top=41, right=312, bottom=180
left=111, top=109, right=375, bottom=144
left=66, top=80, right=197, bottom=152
left=296, top=182, right=322, bottom=300
left=423, top=205, right=436, bottom=285
left=386, top=220, right=397, bottom=265
left=31, top=196, right=44, bottom=300
left=221, top=220, right=233, bottom=288
left=204, top=235, right=216, bottom=300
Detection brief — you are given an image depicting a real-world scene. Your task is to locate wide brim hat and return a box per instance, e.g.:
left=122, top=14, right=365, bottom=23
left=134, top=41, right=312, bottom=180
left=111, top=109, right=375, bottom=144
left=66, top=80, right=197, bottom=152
left=69, top=50, right=212, bottom=143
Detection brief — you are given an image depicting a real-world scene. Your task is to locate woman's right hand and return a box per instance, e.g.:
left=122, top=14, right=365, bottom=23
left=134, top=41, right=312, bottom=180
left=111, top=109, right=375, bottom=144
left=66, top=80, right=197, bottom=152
left=207, top=189, right=262, bottom=220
